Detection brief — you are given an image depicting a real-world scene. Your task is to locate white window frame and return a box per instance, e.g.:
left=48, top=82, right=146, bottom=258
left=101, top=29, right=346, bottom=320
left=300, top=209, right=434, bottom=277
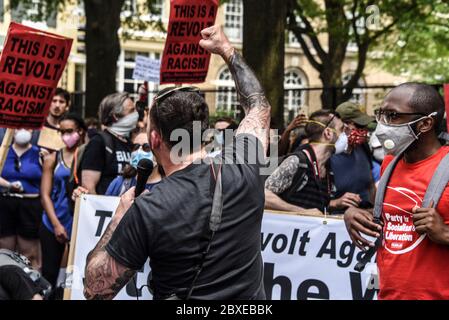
left=224, top=0, right=243, bottom=42
left=215, top=67, right=240, bottom=118
left=284, top=68, right=307, bottom=123
left=342, top=73, right=366, bottom=105
left=116, top=50, right=161, bottom=101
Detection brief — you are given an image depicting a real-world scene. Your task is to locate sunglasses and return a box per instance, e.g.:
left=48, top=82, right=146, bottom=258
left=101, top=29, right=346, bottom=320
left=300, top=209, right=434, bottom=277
left=153, top=86, right=201, bottom=104
left=324, top=112, right=341, bottom=128
left=151, top=86, right=202, bottom=137
left=374, top=109, right=428, bottom=124
left=132, top=143, right=151, bottom=152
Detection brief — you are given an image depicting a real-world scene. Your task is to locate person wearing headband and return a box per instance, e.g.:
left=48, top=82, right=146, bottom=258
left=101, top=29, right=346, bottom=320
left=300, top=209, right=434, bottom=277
left=265, top=109, right=350, bottom=215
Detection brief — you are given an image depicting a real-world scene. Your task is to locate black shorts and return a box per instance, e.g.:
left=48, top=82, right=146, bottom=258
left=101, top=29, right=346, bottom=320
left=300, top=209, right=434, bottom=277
left=0, top=196, right=42, bottom=239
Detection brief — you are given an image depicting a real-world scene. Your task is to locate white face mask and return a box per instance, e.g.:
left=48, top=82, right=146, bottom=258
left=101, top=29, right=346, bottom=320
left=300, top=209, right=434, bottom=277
left=375, top=112, right=437, bottom=156
left=214, top=131, right=224, bottom=145
left=109, top=111, right=139, bottom=137
left=14, top=129, right=32, bottom=145
left=334, top=132, right=348, bottom=155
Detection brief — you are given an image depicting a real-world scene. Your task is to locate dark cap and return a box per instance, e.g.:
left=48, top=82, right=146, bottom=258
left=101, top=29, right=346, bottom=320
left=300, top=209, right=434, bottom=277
left=335, top=101, right=374, bottom=126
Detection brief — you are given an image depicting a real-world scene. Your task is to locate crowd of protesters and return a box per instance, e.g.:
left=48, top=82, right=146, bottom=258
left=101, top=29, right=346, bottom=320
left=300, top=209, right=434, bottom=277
left=0, top=59, right=448, bottom=299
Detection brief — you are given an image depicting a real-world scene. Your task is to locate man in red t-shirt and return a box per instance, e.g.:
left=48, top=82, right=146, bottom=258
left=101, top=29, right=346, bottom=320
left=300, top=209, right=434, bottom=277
left=344, top=83, right=449, bottom=300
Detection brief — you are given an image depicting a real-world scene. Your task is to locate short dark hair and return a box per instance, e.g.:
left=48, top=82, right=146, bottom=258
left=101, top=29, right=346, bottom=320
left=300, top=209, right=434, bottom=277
left=54, top=87, right=71, bottom=105
left=85, top=117, right=100, bottom=128
left=305, top=109, right=335, bottom=143
left=150, top=89, right=209, bottom=152
left=393, top=82, right=445, bottom=133
left=59, top=113, right=88, bottom=131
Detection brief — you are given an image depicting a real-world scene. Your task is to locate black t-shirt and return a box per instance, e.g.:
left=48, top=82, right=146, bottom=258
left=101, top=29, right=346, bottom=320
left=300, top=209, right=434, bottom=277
left=106, top=134, right=267, bottom=300
left=80, top=130, right=132, bottom=195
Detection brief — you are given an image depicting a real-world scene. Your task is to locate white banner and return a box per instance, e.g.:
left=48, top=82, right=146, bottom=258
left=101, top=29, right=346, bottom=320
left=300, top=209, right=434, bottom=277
left=261, top=213, right=378, bottom=300
left=132, top=55, right=161, bottom=83
left=65, top=195, right=378, bottom=300
left=66, top=195, right=153, bottom=300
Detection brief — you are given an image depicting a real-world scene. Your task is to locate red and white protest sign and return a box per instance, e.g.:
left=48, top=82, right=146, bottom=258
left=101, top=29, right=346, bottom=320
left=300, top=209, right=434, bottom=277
left=0, top=22, right=72, bottom=129
left=160, top=0, right=218, bottom=84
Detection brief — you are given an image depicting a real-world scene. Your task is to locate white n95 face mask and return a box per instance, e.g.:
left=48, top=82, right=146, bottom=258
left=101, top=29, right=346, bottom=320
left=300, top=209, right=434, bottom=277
left=334, top=132, right=348, bottom=155
left=375, top=112, right=437, bottom=156
left=14, top=129, right=32, bottom=145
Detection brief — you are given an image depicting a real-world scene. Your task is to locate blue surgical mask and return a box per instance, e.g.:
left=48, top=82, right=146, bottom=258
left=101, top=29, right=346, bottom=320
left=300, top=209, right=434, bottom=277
left=131, top=148, right=154, bottom=169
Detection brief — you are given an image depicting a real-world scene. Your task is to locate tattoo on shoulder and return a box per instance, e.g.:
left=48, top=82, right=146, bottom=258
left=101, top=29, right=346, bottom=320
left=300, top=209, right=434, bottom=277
left=265, top=156, right=300, bottom=194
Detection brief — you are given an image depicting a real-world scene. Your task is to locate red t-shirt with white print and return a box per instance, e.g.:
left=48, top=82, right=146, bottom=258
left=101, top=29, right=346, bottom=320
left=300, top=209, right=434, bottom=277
left=378, top=146, right=449, bottom=300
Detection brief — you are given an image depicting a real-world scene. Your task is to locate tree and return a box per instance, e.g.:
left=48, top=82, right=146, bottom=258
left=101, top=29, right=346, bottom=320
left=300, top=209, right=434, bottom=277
left=9, top=0, right=163, bottom=117
left=286, top=0, right=428, bottom=108
left=242, top=0, right=287, bottom=127
left=381, top=0, right=449, bottom=83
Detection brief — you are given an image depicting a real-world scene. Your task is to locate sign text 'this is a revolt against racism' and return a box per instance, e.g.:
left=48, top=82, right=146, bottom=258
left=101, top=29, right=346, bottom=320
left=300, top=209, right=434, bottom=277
left=160, top=0, right=218, bottom=84
left=0, top=22, right=72, bottom=129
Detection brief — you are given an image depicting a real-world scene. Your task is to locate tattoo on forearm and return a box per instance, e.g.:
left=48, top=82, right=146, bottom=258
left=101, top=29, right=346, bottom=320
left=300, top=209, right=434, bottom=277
left=84, top=249, right=135, bottom=300
left=227, top=51, right=271, bottom=151
left=265, top=156, right=300, bottom=194
left=227, top=52, right=269, bottom=112
left=84, top=217, right=135, bottom=300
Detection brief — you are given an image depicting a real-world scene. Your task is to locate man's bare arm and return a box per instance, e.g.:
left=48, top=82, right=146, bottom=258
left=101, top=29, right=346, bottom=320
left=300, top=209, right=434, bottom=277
left=84, top=188, right=137, bottom=300
left=265, top=189, right=305, bottom=212
left=199, top=25, right=271, bottom=152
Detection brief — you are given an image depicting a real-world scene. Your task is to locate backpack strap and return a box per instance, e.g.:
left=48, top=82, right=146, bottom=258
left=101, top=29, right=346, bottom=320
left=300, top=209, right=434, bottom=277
left=355, top=154, right=402, bottom=272
left=373, top=155, right=403, bottom=220
left=97, top=131, right=116, bottom=170
left=422, top=152, right=449, bottom=208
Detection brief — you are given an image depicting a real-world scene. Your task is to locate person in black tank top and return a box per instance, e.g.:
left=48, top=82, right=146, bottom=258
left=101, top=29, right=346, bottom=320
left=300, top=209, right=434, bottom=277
left=265, top=109, right=353, bottom=215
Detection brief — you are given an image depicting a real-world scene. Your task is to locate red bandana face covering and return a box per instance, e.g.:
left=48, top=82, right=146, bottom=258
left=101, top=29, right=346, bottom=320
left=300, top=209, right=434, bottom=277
left=348, top=128, right=368, bottom=147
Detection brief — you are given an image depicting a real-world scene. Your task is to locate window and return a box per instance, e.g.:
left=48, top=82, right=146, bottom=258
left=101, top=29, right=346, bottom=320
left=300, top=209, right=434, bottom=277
left=0, top=0, right=4, bottom=23
left=286, top=16, right=304, bottom=47
left=224, top=0, right=243, bottom=41
left=215, top=67, right=239, bottom=118
left=342, top=73, right=366, bottom=105
left=284, top=69, right=307, bottom=123
left=346, top=11, right=366, bottom=51
left=152, top=0, right=164, bottom=17
left=123, top=0, right=137, bottom=16
left=11, top=0, right=56, bottom=28
left=116, top=50, right=161, bottom=101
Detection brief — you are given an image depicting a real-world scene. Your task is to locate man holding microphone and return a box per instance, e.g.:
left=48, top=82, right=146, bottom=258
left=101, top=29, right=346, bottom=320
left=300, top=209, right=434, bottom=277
left=83, top=25, right=271, bottom=300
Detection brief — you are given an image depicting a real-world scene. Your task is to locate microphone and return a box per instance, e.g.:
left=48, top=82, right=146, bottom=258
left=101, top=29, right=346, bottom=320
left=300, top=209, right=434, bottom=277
left=135, top=158, right=154, bottom=197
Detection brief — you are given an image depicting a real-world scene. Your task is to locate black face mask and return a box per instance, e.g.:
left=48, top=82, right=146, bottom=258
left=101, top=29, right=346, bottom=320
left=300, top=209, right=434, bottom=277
left=87, top=128, right=98, bottom=139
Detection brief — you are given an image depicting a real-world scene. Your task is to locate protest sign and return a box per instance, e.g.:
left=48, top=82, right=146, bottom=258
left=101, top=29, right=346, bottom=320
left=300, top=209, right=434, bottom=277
left=0, top=22, right=72, bottom=129
left=133, top=55, right=161, bottom=83
left=160, top=0, right=218, bottom=84
left=37, top=126, right=66, bottom=151
left=65, top=196, right=378, bottom=300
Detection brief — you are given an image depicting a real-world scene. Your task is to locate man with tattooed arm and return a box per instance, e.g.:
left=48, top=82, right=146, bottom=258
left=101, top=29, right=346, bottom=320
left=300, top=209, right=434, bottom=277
left=83, top=25, right=270, bottom=300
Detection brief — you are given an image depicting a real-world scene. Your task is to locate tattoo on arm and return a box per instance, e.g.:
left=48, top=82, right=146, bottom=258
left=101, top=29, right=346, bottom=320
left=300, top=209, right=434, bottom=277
left=265, top=156, right=300, bottom=194
left=84, top=217, right=135, bottom=300
left=227, top=51, right=271, bottom=151
left=84, top=249, right=135, bottom=300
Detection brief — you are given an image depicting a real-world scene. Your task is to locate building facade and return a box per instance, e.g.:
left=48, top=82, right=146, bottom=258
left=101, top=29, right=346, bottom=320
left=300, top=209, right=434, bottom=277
left=0, top=0, right=406, bottom=122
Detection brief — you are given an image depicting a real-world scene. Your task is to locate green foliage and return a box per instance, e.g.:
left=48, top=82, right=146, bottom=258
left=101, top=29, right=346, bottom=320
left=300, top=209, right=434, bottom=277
left=8, top=0, right=165, bottom=38
left=380, top=0, right=449, bottom=83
